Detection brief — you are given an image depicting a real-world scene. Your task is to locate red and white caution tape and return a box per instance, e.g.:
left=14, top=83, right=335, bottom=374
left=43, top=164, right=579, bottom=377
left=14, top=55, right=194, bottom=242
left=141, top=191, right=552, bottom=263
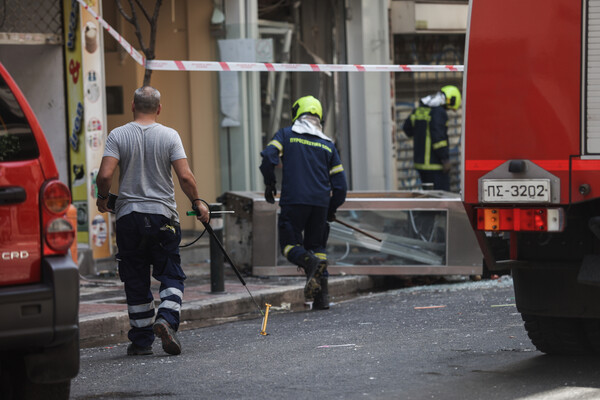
left=77, top=0, right=145, bottom=66
left=77, top=0, right=463, bottom=73
left=147, top=60, right=463, bottom=72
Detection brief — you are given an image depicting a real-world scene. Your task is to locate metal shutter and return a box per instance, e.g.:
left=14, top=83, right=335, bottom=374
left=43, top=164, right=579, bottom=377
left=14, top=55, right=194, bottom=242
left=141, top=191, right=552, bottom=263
left=586, top=0, right=600, bottom=153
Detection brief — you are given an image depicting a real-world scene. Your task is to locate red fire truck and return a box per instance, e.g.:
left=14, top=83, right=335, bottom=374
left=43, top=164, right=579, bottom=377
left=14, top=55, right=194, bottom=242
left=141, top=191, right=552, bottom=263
left=462, top=0, right=600, bottom=354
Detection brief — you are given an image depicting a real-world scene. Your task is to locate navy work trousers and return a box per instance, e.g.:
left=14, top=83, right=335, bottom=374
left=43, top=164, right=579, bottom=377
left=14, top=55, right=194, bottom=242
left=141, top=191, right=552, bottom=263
left=417, top=169, right=450, bottom=191
left=116, top=212, right=185, bottom=348
left=278, top=204, right=329, bottom=267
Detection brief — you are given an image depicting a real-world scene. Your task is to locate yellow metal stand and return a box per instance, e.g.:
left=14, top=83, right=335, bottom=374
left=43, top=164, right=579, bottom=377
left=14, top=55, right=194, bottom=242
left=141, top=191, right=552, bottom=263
left=259, top=303, right=272, bottom=336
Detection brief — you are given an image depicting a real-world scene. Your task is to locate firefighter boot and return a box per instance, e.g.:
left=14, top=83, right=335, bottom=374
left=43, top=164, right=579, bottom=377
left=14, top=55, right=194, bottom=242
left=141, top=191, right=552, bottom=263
left=298, top=253, right=327, bottom=301
left=313, top=275, right=330, bottom=310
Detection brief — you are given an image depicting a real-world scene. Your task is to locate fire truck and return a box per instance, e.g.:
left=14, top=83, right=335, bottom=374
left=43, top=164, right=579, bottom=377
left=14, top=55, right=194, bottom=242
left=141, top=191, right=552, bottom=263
left=462, top=0, right=600, bottom=354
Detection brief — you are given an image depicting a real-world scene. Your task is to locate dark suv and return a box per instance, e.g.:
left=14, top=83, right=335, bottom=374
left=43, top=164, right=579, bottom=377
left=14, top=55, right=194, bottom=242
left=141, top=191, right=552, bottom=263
left=0, top=62, right=79, bottom=399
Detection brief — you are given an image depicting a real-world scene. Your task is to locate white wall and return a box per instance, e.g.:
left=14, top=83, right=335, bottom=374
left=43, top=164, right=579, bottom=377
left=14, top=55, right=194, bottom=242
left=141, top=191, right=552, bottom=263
left=219, top=0, right=263, bottom=192
left=0, top=45, right=69, bottom=185
left=346, top=0, right=396, bottom=190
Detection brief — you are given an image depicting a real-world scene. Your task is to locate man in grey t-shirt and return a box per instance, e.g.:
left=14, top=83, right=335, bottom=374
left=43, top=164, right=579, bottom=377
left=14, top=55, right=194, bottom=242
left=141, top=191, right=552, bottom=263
left=96, top=86, right=209, bottom=356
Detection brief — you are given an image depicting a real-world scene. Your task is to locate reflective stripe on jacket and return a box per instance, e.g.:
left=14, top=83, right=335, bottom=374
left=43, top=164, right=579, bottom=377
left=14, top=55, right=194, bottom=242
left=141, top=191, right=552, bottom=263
left=260, top=126, right=347, bottom=208
left=402, top=105, right=449, bottom=170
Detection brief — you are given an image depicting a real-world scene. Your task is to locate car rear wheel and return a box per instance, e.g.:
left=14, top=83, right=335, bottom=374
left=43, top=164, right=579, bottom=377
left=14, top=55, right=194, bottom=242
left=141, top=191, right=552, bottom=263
left=0, top=355, right=71, bottom=400
left=522, top=313, right=592, bottom=355
left=21, top=380, right=71, bottom=400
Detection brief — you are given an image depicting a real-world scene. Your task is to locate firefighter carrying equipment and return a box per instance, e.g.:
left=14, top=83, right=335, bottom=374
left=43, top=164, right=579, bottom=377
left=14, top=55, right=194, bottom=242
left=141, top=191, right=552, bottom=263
left=291, top=95, right=323, bottom=123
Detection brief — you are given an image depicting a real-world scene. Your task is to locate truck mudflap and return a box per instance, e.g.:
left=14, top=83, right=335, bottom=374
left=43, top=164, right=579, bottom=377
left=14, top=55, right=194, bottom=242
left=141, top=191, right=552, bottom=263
left=577, top=254, right=600, bottom=287
left=512, top=263, right=600, bottom=318
left=578, top=217, right=600, bottom=286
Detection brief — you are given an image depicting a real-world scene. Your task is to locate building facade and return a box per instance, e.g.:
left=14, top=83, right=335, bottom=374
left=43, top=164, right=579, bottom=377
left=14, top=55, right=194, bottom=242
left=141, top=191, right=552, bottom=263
left=0, top=0, right=465, bottom=268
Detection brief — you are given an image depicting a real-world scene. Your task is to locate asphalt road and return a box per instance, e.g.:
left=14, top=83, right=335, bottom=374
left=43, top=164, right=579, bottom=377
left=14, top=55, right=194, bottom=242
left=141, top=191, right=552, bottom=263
left=70, top=276, right=600, bottom=400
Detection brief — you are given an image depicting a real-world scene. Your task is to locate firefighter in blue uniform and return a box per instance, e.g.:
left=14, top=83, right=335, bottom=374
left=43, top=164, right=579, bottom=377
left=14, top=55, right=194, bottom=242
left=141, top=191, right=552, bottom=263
left=259, top=95, right=347, bottom=309
left=402, top=85, right=461, bottom=191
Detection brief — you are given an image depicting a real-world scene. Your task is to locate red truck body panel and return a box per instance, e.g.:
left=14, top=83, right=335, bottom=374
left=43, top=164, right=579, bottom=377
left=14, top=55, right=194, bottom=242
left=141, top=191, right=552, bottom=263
left=461, top=0, right=600, bottom=354
left=463, top=0, right=585, bottom=205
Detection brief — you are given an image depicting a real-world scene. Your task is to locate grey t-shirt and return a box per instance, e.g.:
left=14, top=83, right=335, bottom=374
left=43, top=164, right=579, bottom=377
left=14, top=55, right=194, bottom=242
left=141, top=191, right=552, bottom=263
left=103, top=122, right=187, bottom=221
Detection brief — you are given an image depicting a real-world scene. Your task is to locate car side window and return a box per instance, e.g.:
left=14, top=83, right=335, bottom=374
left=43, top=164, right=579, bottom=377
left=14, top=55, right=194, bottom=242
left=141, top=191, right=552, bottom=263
left=0, top=75, right=39, bottom=162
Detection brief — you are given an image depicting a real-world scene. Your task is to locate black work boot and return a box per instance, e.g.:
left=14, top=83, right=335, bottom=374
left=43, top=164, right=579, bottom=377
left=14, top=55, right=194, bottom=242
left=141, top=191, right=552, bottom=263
left=298, top=253, right=327, bottom=301
left=313, top=276, right=330, bottom=310
left=153, top=318, right=182, bottom=355
left=127, top=343, right=153, bottom=356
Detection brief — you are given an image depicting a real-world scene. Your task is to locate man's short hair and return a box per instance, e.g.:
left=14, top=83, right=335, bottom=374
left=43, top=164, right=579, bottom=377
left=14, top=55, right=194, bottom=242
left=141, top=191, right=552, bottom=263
left=133, top=86, right=161, bottom=113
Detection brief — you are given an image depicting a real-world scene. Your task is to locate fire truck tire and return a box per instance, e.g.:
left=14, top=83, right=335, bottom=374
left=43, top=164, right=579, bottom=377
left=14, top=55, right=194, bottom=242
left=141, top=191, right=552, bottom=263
left=522, top=314, right=591, bottom=355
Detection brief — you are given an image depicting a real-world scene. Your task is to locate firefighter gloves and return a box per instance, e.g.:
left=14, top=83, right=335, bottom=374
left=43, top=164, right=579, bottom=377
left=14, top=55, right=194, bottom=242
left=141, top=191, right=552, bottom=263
left=265, top=183, right=277, bottom=204
left=327, top=209, right=336, bottom=222
left=442, top=160, right=452, bottom=174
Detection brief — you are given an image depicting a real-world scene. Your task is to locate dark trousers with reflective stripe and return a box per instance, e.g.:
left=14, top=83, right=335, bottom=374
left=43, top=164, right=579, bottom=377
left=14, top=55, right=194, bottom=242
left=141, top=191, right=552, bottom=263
left=116, top=212, right=185, bottom=348
left=278, top=205, right=329, bottom=269
left=417, top=169, right=450, bottom=191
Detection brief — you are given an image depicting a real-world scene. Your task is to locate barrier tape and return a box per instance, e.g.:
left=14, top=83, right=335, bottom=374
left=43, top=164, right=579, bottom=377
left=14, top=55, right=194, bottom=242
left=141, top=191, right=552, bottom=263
left=146, top=60, right=463, bottom=72
left=77, top=0, right=464, bottom=73
left=77, top=0, right=145, bottom=66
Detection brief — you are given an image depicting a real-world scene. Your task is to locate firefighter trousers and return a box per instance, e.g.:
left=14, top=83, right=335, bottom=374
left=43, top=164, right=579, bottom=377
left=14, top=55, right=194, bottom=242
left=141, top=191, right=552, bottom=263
left=116, top=212, right=186, bottom=348
left=278, top=204, right=330, bottom=268
left=417, top=169, right=450, bottom=191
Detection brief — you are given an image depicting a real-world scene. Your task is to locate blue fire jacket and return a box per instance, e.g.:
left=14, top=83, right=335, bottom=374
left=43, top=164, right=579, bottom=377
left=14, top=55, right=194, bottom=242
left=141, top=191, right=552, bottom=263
left=260, top=126, right=347, bottom=211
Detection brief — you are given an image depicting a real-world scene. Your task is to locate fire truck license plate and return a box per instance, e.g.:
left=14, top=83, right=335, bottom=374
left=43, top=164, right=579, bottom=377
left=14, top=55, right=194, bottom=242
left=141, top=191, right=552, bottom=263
left=481, top=179, right=550, bottom=203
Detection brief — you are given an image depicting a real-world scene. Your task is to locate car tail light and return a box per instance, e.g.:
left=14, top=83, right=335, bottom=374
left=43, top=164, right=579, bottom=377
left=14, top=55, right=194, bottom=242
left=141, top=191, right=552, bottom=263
left=43, top=180, right=71, bottom=214
left=41, top=180, right=75, bottom=255
left=476, top=207, right=565, bottom=232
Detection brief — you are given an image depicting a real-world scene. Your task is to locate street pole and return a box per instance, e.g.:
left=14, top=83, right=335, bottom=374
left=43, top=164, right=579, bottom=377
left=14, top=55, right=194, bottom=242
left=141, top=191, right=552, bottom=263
left=209, top=203, right=225, bottom=293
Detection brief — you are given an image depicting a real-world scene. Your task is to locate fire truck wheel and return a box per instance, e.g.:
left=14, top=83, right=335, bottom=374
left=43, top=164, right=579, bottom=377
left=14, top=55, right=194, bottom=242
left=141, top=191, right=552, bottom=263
left=522, top=314, right=591, bottom=355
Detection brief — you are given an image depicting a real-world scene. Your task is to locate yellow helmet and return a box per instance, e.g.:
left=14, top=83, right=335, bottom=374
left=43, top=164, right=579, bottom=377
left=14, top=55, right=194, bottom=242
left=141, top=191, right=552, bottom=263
left=291, top=95, right=323, bottom=122
left=440, top=85, right=461, bottom=110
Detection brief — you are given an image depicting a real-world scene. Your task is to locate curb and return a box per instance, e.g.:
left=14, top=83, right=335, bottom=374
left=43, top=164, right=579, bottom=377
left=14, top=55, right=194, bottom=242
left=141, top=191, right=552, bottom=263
left=79, top=275, right=379, bottom=348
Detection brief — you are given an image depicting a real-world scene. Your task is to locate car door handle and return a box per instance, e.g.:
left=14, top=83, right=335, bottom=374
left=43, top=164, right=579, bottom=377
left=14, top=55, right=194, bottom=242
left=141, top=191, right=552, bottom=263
left=0, top=186, right=27, bottom=205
